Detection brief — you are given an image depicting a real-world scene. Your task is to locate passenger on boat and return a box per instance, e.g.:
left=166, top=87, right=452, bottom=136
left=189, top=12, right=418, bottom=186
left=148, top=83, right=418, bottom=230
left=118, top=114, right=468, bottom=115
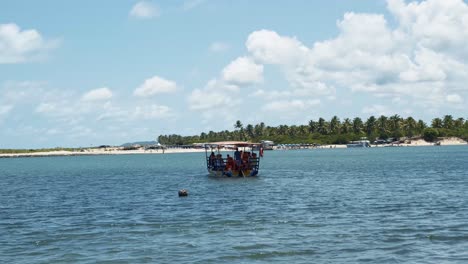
left=241, top=152, right=250, bottom=170
left=214, top=154, right=225, bottom=170
left=250, top=153, right=258, bottom=168
left=225, top=154, right=235, bottom=171
left=234, top=148, right=241, bottom=167
left=209, top=152, right=216, bottom=169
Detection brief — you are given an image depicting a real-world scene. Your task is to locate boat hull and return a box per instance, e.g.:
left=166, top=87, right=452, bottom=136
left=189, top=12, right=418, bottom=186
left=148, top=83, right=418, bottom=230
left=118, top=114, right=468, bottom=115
left=208, top=169, right=258, bottom=177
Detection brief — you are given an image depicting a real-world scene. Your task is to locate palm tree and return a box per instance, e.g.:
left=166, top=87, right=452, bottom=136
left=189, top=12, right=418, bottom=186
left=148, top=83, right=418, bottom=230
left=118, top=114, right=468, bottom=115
left=365, top=116, right=377, bottom=136
left=254, top=122, right=266, bottom=138
left=289, top=125, right=299, bottom=137
left=454, top=118, right=465, bottom=129
left=245, top=124, right=254, bottom=140
left=308, top=120, right=318, bottom=133
left=431, top=118, right=443, bottom=128
left=234, top=120, right=243, bottom=131
left=389, top=114, right=402, bottom=131
left=389, top=114, right=403, bottom=138
left=266, top=126, right=275, bottom=137
left=234, top=120, right=244, bottom=140
left=416, top=119, right=426, bottom=135
left=200, top=132, right=207, bottom=140
left=352, top=117, right=363, bottom=135
left=377, top=115, right=388, bottom=137
left=403, top=117, right=417, bottom=138
left=341, top=118, right=352, bottom=134
left=317, top=117, right=328, bottom=135
left=299, top=125, right=309, bottom=136
left=278, top=125, right=289, bottom=135
left=442, top=115, right=454, bottom=129
left=330, top=116, right=341, bottom=134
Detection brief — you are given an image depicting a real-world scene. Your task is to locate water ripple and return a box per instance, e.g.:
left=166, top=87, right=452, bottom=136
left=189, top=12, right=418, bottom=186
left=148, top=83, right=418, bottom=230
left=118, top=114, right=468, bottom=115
left=1, top=147, right=467, bottom=263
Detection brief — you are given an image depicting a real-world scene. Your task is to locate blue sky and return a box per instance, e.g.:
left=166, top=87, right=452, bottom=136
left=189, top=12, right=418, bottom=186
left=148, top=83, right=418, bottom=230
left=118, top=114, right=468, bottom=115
left=1, top=0, right=467, bottom=148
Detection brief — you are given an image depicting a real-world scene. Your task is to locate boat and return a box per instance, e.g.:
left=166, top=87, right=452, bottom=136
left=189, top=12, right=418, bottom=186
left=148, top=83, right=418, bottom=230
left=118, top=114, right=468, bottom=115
left=260, top=140, right=275, bottom=150
left=204, top=141, right=262, bottom=177
left=346, top=138, right=371, bottom=148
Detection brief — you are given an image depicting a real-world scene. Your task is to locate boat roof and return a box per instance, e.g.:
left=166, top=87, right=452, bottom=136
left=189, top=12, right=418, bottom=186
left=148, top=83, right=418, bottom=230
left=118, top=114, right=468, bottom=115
left=204, top=141, right=261, bottom=147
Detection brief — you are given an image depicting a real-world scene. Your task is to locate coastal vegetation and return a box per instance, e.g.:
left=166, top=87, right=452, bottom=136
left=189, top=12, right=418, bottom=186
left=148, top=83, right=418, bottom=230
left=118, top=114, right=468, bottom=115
left=0, top=147, right=81, bottom=154
left=158, top=115, right=468, bottom=145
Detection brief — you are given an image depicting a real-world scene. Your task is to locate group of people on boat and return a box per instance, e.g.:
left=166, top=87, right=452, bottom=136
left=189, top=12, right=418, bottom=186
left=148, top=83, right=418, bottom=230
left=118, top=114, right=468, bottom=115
left=208, top=148, right=258, bottom=171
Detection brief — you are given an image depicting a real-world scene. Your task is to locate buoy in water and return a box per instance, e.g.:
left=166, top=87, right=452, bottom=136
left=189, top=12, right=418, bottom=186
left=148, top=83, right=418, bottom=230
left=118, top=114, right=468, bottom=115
left=178, top=189, right=188, bottom=197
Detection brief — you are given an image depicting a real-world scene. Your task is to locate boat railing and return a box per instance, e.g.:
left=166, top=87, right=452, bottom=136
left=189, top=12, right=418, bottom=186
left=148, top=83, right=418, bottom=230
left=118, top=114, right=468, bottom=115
left=206, top=157, right=260, bottom=171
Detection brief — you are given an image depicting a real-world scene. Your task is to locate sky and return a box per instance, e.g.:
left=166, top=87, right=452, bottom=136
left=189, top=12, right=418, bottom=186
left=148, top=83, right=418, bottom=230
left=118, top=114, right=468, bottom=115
left=1, top=0, right=467, bottom=148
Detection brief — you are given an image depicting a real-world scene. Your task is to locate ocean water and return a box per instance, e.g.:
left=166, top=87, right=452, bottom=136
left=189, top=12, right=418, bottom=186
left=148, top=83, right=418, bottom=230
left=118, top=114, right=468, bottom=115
left=1, top=146, right=468, bottom=263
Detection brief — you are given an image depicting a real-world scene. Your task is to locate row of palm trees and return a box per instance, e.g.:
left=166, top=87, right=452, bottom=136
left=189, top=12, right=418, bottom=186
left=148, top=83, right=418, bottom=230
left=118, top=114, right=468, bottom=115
left=157, top=115, right=468, bottom=145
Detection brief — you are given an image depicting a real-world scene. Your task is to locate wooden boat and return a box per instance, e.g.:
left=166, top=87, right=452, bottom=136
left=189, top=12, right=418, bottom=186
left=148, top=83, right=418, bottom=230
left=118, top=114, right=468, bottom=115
left=204, top=141, right=262, bottom=177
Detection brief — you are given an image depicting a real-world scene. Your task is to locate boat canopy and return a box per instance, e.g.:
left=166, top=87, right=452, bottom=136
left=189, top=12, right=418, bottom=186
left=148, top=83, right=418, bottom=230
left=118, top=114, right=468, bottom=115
left=204, top=141, right=261, bottom=148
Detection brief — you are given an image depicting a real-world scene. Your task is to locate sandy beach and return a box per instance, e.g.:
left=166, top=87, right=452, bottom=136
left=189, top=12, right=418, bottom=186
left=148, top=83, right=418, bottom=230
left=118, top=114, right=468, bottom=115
left=0, top=147, right=208, bottom=158
left=1, top=137, right=466, bottom=158
left=391, top=137, right=467, bottom=147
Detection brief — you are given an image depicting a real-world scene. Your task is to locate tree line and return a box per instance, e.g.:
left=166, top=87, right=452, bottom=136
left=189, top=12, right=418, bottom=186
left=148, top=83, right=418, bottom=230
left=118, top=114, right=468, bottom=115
left=157, top=115, right=468, bottom=145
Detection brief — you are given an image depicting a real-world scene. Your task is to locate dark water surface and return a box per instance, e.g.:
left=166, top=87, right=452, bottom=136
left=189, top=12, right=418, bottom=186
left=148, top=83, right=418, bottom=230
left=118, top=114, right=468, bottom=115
left=1, top=146, right=468, bottom=263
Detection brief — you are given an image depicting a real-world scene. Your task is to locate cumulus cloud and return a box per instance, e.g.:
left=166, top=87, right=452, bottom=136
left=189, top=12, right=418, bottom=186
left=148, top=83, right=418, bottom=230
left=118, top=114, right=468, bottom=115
left=129, top=1, right=160, bottom=19
left=388, top=0, right=468, bottom=56
left=188, top=79, right=240, bottom=111
left=82, top=87, right=113, bottom=101
left=0, top=23, right=59, bottom=63
left=246, top=29, right=309, bottom=65
left=222, top=57, right=263, bottom=85
left=1, top=80, right=177, bottom=147
left=246, top=30, right=335, bottom=97
left=187, top=56, right=263, bottom=118
left=186, top=78, right=243, bottom=127
left=133, top=76, right=178, bottom=97
left=243, top=0, right=468, bottom=113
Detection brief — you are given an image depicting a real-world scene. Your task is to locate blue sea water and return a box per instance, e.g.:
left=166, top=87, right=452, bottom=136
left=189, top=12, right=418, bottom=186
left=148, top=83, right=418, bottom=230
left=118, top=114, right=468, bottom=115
left=1, top=146, right=468, bottom=263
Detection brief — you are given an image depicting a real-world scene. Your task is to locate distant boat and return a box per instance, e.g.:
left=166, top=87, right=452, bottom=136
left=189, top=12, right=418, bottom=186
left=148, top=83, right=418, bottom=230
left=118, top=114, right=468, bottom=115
left=347, top=138, right=371, bottom=148
left=261, top=140, right=275, bottom=150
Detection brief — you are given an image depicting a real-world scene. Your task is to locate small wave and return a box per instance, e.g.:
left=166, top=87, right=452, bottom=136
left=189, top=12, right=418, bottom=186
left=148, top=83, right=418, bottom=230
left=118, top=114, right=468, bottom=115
left=232, top=243, right=271, bottom=250
left=246, top=249, right=316, bottom=259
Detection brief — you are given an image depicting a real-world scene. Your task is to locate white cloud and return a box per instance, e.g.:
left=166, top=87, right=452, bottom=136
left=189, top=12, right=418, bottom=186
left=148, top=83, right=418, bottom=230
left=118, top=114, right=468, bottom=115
left=209, top=41, right=230, bottom=53
left=0, top=105, right=13, bottom=116
left=133, top=104, right=172, bottom=119
left=243, top=0, right=468, bottom=113
left=222, top=57, right=263, bottom=85
left=446, top=94, right=463, bottom=104
left=82, top=87, right=113, bottom=101
left=35, top=103, right=56, bottom=113
left=246, top=30, right=335, bottom=96
left=0, top=23, right=59, bottom=63
left=388, top=0, right=468, bottom=56
left=188, top=79, right=240, bottom=111
left=262, top=99, right=320, bottom=112
left=183, top=0, right=206, bottom=11
left=133, top=76, right=178, bottom=97
left=130, top=1, right=160, bottom=19
left=246, top=29, right=309, bottom=65
left=362, top=104, right=394, bottom=116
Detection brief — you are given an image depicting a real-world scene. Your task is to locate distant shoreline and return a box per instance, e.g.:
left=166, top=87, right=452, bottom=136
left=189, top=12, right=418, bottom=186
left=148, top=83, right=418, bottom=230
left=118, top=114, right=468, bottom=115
left=1, top=137, right=466, bottom=158
left=0, top=148, right=207, bottom=159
